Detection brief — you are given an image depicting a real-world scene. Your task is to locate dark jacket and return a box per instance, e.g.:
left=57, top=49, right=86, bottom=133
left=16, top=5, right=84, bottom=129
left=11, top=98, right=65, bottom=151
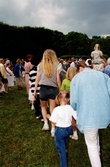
left=14, top=63, right=24, bottom=77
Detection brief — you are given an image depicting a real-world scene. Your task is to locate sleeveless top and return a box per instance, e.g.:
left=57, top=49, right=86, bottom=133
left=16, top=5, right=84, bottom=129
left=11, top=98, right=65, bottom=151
left=38, top=65, right=58, bottom=87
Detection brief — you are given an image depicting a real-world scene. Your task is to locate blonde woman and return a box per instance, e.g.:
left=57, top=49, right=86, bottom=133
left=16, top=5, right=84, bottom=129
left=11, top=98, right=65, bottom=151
left=34, top=49, right=61, bottom=137
left=60, top=67, right=79, bottom=140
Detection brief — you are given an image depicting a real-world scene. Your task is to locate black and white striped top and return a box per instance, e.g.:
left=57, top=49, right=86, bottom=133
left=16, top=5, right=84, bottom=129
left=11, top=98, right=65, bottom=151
left=29, top=65, right=40, bottom=95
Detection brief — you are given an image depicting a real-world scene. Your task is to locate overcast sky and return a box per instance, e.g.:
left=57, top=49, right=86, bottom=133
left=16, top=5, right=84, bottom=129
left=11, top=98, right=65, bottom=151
left=0, top=0, right=110, bottom=38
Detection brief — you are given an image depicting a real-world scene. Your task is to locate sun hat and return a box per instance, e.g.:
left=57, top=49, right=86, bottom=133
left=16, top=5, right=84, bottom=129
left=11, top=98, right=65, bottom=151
left=78, top=59, right=92, bottom=68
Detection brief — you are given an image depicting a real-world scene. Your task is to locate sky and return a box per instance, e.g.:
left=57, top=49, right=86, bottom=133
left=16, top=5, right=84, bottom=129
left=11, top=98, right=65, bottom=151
left=0, top=0, right=110, bottom=38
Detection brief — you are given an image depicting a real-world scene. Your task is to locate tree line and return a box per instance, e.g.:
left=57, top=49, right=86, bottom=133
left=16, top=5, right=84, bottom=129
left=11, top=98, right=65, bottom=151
left=0, top=22, right=110, bottom=65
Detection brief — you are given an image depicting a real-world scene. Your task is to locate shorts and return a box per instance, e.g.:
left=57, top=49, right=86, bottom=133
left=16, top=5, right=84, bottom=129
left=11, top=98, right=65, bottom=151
left=28, top=89, right=35, bottom=101
left=39, top=85, right=58, bottom=101
left=16, top=77, right=24, bottom=85
left=2, top=78, right=8, bottom=84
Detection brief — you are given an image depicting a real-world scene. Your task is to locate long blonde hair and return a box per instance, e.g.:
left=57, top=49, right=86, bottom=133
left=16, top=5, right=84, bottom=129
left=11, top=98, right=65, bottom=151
left=40, top=49, right=58, bottom=77
left=66, top=67, right=78, bottom=81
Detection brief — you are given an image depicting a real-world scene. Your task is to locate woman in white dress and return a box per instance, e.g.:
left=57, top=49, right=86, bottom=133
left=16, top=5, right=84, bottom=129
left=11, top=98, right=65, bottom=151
left=6, top=63, right=15, bottom=90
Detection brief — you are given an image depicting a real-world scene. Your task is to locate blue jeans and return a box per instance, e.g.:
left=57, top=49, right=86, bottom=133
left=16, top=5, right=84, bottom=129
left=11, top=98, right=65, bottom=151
left=54, top=126, right=73, bottom=167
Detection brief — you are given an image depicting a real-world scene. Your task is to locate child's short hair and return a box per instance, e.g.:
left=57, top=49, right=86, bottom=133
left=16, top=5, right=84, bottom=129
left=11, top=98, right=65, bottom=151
left=66, top=67, right=78, bottom=81
left=55, top=90, right=70, bottom=105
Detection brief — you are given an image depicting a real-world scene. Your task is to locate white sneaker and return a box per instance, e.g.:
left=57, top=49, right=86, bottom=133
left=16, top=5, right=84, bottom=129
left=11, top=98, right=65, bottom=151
left=31, top=105, right=35, bottom=110
left=70, top=135, right=78, bottom=140
left=42, top=124, right=49, bottom=131
left=4, top=91, right=8, bottom=93
left=51, top=128, right=55, bottom=137
left=36, top=115, right=41, bottom=119
left=41, top=119, right=44, bottom=122
left=51, top=131, right=55, bottom=137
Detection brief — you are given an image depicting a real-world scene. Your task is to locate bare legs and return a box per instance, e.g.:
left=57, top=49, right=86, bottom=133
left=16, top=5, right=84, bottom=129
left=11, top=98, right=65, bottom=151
left=40, top=99, right=56, bottom=136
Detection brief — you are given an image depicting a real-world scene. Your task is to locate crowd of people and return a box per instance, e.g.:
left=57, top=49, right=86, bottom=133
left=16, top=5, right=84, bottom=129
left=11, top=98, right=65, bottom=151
left=0, top=44, right=110, bottom=167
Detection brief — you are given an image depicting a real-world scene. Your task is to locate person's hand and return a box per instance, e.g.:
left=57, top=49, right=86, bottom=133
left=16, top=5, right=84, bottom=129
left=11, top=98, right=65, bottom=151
left=47, top=114, right=50, bottom=119
left=34, top=92, right=37, bottom=99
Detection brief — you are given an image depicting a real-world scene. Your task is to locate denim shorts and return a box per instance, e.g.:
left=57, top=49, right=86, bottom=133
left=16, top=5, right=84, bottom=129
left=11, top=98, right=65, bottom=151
left=39, top=85, right=58, bottom=100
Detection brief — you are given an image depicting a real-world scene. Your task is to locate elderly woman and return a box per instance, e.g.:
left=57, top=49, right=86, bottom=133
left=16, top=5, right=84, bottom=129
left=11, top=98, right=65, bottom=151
left=70, top=59, right=110, bottom=167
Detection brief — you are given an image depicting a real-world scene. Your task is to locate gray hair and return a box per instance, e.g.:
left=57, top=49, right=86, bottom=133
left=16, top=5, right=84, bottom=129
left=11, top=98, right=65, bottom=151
left=107, top=58, right=110, bottom=64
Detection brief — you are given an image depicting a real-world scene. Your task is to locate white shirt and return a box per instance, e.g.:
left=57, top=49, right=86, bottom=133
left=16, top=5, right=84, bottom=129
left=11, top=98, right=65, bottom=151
left=91, top=50, right=103, bottom=60
left=70, top=62, right=76, bottom=68
left=49, top=104, right=77, bottom=127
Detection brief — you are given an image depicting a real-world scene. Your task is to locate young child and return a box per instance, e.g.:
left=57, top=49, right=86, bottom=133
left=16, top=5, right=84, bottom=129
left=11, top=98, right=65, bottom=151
left=91, top=43, right=107, bottom=72
left=29, top=65, right=43, bottom=120
left=60, top=67, right=79, bottom=140
left=28, top=81, right=35, bottom=110
left=47, top=90, right=77, bottom=167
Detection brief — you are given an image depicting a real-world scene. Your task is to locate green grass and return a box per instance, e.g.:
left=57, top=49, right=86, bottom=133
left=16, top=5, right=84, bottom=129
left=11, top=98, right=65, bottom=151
left=0, top=86, right=110, bottom=167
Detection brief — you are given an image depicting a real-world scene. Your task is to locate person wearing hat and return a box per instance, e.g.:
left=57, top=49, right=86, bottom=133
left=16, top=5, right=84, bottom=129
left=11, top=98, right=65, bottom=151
left=70, top=59, right=110, bottom=167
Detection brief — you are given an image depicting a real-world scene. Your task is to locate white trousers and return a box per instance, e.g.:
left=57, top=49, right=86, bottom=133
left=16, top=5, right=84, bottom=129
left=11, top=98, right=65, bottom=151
left=84, top=129, right=101, bottom=167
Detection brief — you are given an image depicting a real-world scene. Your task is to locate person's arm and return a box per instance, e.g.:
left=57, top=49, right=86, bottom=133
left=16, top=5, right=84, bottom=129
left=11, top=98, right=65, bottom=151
left=70, top=80, right=77, bottom=111
left=5, top=66, right=12, bottom=76
left=21, top=65, right=25, bottom=71
left=47, top=114, right=51, bottom=119
left=101, top=54, right=107, bottom=66
left=72, top=116, right=76, bottom=127
left=91, top=52, right=94, bottom=60
left=34, top=71, right=40, bottom=98
left=57, top=70, right=61, bottom=89
left=104, top=73, right=110, bottom=96
left=47, top=114, right=56, bottom=126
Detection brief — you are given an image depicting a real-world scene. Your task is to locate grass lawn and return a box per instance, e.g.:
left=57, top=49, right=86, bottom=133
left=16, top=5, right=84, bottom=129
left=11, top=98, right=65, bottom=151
left=0, top=86, right=110, bottom=167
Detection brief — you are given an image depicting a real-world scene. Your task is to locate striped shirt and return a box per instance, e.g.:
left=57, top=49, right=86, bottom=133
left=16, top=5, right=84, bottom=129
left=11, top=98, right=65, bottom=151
left=29, top=65, right=40, bottom=94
